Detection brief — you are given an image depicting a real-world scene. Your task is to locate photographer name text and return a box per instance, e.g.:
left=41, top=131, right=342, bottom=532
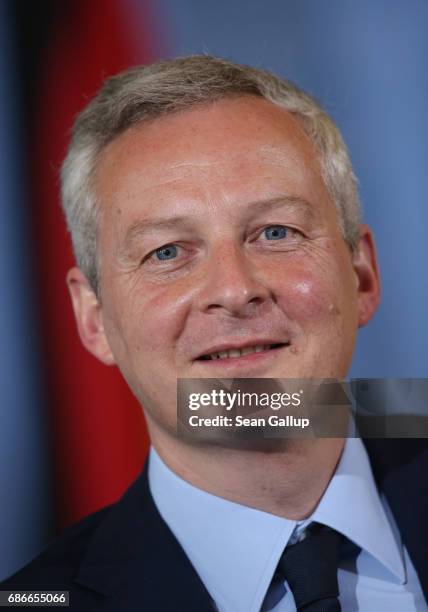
left=188, top=415, right=310, bottom=428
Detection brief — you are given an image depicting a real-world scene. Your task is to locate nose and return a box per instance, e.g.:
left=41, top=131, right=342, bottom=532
left=197, top=244, right=272, bottom=317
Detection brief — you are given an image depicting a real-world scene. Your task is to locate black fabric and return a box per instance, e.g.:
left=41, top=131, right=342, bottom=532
left=278, top=524, right=342, bottom=611
left=0, top=463, right=215, bottom=611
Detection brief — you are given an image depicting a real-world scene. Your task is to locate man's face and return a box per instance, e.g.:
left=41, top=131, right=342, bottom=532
left=70, top=96, right=379, bottom=434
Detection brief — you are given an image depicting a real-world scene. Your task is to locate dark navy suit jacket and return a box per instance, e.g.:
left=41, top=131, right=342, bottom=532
left=2, top=439, right=428, bottom=611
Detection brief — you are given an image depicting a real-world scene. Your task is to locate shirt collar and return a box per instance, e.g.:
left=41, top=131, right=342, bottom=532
left=148, top=439, right=405, bottom=612
left=311, top=438, right=405, bottom=584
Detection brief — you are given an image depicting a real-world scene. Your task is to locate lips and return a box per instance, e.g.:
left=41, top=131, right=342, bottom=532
left=197, top=342, right=288, bottom=361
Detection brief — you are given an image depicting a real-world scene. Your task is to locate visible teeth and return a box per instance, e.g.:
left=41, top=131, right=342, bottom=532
left=208, top=345, right=271, bottom=360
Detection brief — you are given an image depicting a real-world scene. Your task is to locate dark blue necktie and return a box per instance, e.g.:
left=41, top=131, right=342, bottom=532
left=275, top=523, right=343, bottom=611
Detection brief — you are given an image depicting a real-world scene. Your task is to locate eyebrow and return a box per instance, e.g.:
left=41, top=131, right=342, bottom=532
left=120, top=195, right=315, bottom=253
left=244, top=195, right=315, bottom=221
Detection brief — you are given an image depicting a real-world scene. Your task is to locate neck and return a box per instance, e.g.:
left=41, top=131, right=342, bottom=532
left=148, top=421, right=344, bottom=519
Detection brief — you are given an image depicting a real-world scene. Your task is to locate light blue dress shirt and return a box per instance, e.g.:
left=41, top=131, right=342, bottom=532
left=148, top=439, right=427, bottom=611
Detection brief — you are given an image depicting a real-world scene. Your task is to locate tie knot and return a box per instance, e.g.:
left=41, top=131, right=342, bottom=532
left=278, top=523, right=343, bottom=611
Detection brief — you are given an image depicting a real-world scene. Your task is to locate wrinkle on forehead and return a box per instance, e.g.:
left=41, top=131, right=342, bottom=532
left=98, top=145, right=322, bottom=203
left=161, top=149, right=315, bottom=179
left=258, top=143, right=318, bottom=167
left=95, top=97, right=334, bottom=234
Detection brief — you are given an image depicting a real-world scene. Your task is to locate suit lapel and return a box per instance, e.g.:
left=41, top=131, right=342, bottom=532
left=74, top=464, right=215, bottom=611
left=364, top=439, right=428, bottom=602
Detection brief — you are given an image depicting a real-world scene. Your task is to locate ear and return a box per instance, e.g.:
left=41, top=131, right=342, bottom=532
left=66, top=267, right=116, bottom=365
left=352, top=225, right=381, bottom=328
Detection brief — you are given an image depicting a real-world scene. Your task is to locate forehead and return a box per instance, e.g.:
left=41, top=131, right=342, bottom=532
left=94, top=96, right=334, bottom=228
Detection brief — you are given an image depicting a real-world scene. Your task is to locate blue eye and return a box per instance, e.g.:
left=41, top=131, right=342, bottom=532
left=155, top=245, right=178, bottom=260
left=264, top=225, right=287, bottom=240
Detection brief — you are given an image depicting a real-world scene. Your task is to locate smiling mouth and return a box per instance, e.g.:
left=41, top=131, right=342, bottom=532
left=197, top=343, right=288, bottom=361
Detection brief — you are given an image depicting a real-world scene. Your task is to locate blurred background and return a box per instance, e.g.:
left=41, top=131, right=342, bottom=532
left=1, top=0, right=427, bottom=580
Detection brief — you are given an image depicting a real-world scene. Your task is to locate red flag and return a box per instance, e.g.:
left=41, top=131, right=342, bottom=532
left=32, top=0, right=159, bottom=528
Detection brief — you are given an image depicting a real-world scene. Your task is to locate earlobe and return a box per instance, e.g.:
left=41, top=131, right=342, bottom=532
left=66, top=267, right=116, bottom=365
left=352, top=225, right=381, bottom=328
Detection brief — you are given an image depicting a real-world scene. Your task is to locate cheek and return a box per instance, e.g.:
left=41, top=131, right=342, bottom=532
left=129, top=283, right=194, bottom=356
left=277, top=271, right=340, bottom=323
